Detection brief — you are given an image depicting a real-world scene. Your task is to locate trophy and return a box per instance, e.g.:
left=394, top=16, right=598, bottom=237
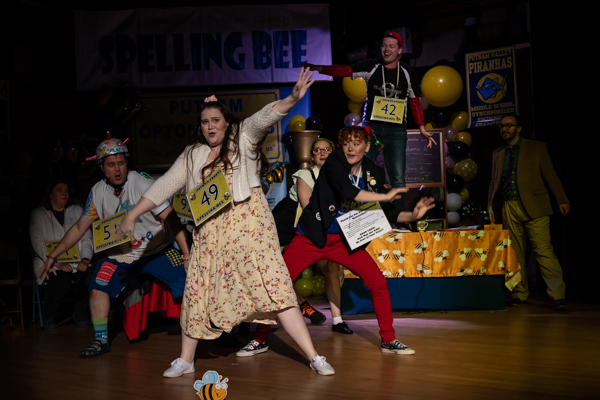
left=290, top=130, right=320, bottom=169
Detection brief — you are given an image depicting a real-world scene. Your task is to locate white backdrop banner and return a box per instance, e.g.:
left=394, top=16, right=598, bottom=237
left=75, top=5, right=332, bottom=90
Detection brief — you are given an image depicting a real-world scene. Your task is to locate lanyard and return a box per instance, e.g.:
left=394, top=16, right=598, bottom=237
left=349, top=165, right=362, bottom=188
left=381, top=65, right=400, bottom=98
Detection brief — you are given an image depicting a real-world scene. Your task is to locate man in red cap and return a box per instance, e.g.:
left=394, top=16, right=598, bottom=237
left=304, top=32, right=435, bottom=210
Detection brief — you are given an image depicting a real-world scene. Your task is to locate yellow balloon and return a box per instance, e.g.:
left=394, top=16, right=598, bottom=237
left=457, top=131, right=472, bottom=147
left=421, top=66, right=463, bottom=108
left=453, top=159, right=478, bottom=181
left=451, top=111, right=468, bottom=131
left=342, top=77, right=367, bottom=102
left=458, top=188, right=469, bottom=202
left=425, top=121, right=439, bottom=130
left=289, top=120, right=306, bottom=131
left=348, top=100, right=365, bottom=114
left=288, top=115, right=306, bottom=131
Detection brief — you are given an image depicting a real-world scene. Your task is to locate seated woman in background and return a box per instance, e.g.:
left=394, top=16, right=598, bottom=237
left=30, top=178, right=93, bottom=329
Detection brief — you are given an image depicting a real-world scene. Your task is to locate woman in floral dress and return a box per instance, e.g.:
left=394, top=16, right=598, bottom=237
left=120, top=67, right=335, bottom=377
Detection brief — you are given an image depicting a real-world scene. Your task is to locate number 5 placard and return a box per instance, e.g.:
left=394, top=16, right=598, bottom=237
left=93, top=209, right=131, bottom=253
left=187, top=168, right=232, bottom=226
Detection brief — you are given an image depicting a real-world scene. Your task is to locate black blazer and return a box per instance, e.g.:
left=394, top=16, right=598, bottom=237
left=298, top=148, right=400, bottom=249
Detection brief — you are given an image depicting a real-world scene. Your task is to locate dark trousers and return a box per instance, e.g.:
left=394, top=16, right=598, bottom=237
left=42, top=269, right=92, bottom=322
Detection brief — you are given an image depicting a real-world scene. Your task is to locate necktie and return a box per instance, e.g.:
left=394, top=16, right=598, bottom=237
left=502, top=148, right=514, bottom=199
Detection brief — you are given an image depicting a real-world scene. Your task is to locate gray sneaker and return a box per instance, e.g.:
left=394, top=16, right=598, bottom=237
left=163, top=358, right=195, bottom=378
left=236, top=340, right=269, bottom=357
left=310, top=355, right=335, bottom=375
left=380, top=339, right=416, bottom=355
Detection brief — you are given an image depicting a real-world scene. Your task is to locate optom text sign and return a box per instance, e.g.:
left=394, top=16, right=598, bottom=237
left=336, top=202, right=392, bottom=250
left=132, top=87, right=310, bottom=168
left=174, top=190, right=193, bottom=221
left=45, top=241, right=81, bottom=263
left=405, top=129, right=445, bottom=188
left=187, top=169, right=233, bottom=226
left=93, top=209, right=131, bottom=253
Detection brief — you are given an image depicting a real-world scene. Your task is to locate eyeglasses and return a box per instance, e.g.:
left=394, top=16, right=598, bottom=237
left=498, top=123, right=518, bottom=130
left=312, top=147, right=333, bottom=155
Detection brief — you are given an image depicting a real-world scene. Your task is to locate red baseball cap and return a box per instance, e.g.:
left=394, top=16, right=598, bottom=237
left=384, top=31, right=403, bottom=47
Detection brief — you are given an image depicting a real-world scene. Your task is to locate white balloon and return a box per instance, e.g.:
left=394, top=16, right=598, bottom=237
left=447, top=193, right=463, bottom=211
left=448, top=211, right=461, bottom=226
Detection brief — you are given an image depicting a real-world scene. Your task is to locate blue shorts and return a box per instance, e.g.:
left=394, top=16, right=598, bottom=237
left=89, top=247, right=186, bottom=299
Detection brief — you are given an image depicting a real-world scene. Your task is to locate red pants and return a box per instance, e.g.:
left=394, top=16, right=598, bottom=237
left=282, top=232, right=395, bottom=342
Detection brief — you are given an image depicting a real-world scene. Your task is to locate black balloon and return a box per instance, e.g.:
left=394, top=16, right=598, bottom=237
left=446, top=174, right=465, bottom=193
left=431, top=108, right=451, bottom=126
left=459, top=201, right=477, bottom=219
left=448, top=141, right=469, bottom=160
left=305, top=116, right=323, bottom=131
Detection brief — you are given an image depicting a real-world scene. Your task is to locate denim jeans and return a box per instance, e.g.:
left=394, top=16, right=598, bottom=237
left=365, top=120, right=408, bottom=188
left=364, top=121, right=407, bottom=211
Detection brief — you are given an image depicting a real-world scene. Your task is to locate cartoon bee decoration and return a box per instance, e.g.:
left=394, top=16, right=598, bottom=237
left=193, top=371, right=229, bottom=400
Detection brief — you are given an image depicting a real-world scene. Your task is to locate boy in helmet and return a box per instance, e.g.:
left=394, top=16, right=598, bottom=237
left=39, top=138, right=189, bottom=358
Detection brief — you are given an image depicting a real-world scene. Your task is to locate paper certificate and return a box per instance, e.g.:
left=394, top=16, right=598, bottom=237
left=336, top=202, right=392, bottom=250
left=93, top=209, right=131, bottom=253
left=45, top=241, right=80, bottom=263
left=187, top=168, right=233, bottom=226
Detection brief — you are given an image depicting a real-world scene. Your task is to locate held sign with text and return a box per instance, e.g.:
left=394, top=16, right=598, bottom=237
left=75, top=5, right=332, bottom=90
left=465, top=46, right=518, bottom=128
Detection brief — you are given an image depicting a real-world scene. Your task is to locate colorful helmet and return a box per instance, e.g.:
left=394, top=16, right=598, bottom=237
left=95, top=138, right=129, bottom=164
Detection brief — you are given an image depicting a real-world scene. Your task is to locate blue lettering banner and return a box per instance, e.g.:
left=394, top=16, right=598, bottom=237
left=75, top=5, right=332, bottom=90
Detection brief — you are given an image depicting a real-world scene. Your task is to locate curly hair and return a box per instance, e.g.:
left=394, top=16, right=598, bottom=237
left=337, top=125, right=382, bottom=152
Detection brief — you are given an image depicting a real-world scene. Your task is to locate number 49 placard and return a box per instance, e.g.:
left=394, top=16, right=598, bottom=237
left=187, top=168, right=232, bottom=226
left=93, top=209, right=131, bottom=253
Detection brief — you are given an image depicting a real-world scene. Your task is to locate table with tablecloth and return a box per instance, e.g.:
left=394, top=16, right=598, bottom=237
left=340, top=229, right=521, bottom=313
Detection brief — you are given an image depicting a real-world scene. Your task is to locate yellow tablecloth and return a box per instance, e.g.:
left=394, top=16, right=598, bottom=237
left=343, top=229, right=521, bottom=290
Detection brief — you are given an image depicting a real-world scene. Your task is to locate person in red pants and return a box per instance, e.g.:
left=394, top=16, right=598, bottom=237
left=239, top=125, right=434, bottom=356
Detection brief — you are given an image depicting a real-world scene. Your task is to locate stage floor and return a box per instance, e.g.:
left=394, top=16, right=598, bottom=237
left=2, top=296, right=599, bottom=400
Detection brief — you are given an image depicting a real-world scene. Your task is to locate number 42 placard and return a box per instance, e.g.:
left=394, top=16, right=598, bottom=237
left=93, top=209, right=131, bottom=253
left=187, top=168, right=233, bottom=226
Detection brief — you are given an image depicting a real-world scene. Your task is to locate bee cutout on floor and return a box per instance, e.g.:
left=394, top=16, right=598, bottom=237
left=194, top=370, right=229, bottom=400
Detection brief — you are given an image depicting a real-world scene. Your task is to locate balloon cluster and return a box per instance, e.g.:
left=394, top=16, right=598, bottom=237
left=289, top=115, right=323, bottom=132
left=294, top=268, right=326, bottom=297
left=420, top=66, right=480, bottom=227
left=342, top=76, right=366, bottom=116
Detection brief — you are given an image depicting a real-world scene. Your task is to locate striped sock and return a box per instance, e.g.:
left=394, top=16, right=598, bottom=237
left=92, top=317, right=108, bottom=344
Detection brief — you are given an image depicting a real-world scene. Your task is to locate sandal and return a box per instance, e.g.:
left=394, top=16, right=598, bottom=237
left=79, top=339, right=111, bottom=358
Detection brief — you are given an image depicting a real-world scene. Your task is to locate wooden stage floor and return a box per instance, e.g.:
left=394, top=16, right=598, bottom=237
left=2, top=296, right=599, bottom=400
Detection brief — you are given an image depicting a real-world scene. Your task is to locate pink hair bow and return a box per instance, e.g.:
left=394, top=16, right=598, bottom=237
left=204, top=95, right=218, bottom=103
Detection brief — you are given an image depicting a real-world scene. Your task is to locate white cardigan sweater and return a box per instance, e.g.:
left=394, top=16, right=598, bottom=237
left=30, top=205, right=93, bottom=285
left=145, top=101, right=286, bottom=206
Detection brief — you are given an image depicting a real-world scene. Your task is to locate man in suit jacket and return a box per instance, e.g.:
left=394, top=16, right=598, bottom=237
left=488, top=114, right=569, bottom=309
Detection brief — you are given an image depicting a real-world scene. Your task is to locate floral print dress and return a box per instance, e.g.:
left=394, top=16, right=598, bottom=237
left=180, top=165, right=297, bottom=339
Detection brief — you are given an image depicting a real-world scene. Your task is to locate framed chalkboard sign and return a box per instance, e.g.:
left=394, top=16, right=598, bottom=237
left=405, top=129, right=445, bottom=188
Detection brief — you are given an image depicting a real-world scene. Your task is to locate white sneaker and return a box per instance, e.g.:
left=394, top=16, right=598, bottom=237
left=163, top=358, right=195, bottom=378
left=310, top=355, right=335, bottom=375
